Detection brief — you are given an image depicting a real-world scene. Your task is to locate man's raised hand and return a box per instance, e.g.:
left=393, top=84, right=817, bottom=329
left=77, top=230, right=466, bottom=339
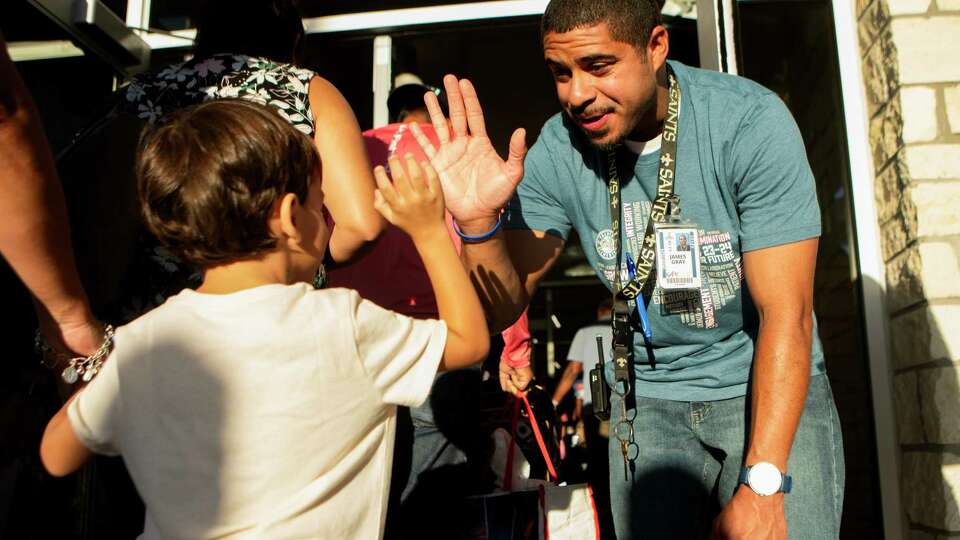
left=410, top=75, right=527, bottom=230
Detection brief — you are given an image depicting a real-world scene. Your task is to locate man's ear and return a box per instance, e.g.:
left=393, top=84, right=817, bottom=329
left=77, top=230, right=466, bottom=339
left=275, top=193, right=302, bottom=245
left=648, top=25, right=670, bottom=70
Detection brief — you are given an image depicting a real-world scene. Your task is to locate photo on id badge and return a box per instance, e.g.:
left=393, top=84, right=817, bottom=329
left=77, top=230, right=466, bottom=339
left=656, top=226, right=702, bottom=290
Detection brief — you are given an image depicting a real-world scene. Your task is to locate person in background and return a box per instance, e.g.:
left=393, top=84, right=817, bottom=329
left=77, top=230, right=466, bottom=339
left=551, top=298, right=613, bottom=416
left=551, top=298, right=614, bottom=538
left=39, top=99, right=489, bottom=540
left=327, top=75, right=533, bottom=539
left=109, top=0, right=384, bottom=321
left=0, top=31, right=110, bottom=538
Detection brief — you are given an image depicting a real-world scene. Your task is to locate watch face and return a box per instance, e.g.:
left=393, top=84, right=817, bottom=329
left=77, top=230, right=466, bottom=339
left=747, top=462, right=782, bottom=496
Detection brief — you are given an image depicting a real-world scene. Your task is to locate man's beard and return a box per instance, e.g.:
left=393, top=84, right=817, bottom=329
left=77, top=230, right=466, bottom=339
left=582, top=125, right=624, bottom=152
left=573, top=113, right=636, bottom=151
left=593, top=137, right=621, bottom=152
left=578, top=98, right=655, bottom=151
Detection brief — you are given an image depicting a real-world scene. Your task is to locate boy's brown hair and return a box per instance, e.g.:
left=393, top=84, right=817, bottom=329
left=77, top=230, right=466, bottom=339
left=137, top=99, right=319, bottom=268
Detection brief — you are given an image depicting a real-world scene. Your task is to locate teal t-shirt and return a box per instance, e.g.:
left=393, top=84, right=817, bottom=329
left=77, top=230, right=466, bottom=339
left=505, top=61, right=825, bottom=401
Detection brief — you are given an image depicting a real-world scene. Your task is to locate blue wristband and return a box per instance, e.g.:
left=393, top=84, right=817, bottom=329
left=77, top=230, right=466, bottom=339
left=453, top=216, right=502, bottom=243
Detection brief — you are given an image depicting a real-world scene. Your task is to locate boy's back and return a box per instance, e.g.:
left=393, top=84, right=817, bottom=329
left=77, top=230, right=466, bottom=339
left=40, top=99, right=488, bottom=539
left=69, top=283, right=445, bottom=539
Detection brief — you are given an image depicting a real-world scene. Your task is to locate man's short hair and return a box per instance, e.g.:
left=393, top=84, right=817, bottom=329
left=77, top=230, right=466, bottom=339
left=541, top=0, right=663, bottom=49
left=137, top=99, right=318, bottom=268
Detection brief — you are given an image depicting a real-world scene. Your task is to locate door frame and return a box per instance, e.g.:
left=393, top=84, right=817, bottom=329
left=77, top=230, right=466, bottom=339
left=830, top=2, right=905, bottom=537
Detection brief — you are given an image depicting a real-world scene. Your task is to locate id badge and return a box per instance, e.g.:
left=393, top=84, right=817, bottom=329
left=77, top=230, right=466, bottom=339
left=655, top=222, right=701, bottom=290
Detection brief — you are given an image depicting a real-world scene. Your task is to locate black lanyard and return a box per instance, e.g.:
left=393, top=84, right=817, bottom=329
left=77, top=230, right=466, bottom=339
left=607, top=66, right=682, bottom=386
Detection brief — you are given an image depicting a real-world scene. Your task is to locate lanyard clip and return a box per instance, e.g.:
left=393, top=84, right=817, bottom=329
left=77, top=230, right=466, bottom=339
left=667, top=195, right=682, bottom=219
left=611, top=298, right=633, bottom=386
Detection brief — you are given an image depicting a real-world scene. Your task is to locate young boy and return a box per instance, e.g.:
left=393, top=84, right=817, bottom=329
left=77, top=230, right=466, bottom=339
left=39, top=99, right=489, bottom=539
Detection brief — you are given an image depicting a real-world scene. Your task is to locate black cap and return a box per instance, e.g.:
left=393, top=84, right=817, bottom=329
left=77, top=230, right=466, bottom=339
left=387, top=83, right=448, bottom=123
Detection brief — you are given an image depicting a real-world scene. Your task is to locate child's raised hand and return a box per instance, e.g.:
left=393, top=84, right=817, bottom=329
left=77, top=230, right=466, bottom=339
left=373, top=154, right=446, bottom=239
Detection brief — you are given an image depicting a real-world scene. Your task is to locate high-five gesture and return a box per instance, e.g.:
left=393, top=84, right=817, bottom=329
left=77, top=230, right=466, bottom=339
left=410, top=75, right=527, bottom=229
left=372, top=155, right=445, bottom=240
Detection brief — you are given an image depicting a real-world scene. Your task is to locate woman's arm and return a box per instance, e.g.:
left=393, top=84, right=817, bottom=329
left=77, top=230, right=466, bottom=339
left=0, top=35, right=102, bottom=357
left=308, top=76, right=386, bottom=263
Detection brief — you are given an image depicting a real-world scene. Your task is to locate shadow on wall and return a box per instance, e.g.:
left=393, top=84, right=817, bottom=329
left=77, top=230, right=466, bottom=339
left=884, top=266, right=960, bottom=534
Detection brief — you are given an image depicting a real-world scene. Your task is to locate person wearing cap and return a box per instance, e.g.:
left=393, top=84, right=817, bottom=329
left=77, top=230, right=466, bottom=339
left=327, top=76, right=533, bottom=538
left=328, top=76, right=453, bottom=319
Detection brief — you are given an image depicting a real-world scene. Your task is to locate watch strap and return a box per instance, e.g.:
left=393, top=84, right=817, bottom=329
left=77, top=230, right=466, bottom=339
left=781, top=474, right=793, bottom=494
left=738, top=465, right=793, bottom=494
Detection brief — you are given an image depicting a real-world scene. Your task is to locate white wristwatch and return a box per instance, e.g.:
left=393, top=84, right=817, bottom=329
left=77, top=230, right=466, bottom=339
left=739, top=462, right=792, bottom=496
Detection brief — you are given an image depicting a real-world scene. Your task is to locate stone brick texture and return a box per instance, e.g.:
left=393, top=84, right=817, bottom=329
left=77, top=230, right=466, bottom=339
left=860, top=0, right=960, bottom=535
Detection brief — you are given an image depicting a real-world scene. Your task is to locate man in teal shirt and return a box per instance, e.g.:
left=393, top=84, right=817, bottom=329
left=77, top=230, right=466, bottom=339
left=409, top=0, right=844, bottom=538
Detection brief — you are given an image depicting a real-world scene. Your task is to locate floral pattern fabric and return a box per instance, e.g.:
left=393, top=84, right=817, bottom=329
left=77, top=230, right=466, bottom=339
left=122, top=53, right=317, bottom=136
left=111, top=54, right=319, bottom=323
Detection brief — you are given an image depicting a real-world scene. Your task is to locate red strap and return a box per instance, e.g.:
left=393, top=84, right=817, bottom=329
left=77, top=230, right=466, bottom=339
left=504, top=394, right=559, bottom=489
left=520, top=395, right=558, bottom=481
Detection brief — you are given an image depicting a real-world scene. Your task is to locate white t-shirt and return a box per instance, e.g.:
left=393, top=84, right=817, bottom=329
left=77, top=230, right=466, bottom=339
left=565, top=322, right=613, bottom=406
left=623, top=133, right=663, bottom=156
left=68, top=283, right=446, bottom=540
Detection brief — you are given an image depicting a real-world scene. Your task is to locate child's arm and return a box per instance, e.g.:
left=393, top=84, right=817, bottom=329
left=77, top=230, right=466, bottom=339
left=373, top=154, right=489, bottom=370
left=40, top=392, right=93, bottom=477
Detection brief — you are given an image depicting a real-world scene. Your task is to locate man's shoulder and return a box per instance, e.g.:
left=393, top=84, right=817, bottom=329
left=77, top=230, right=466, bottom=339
left=671, top=61, right=793, bottom=148
left=671, top=61, right=773, bottom=103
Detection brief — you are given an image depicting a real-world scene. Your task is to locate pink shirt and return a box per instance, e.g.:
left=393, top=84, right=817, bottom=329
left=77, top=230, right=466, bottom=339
left=326, top=123, right=530, bottom=367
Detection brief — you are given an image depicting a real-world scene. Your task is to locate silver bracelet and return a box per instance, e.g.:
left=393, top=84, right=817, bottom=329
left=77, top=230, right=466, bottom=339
left=35, top=325, right=115, bottom=384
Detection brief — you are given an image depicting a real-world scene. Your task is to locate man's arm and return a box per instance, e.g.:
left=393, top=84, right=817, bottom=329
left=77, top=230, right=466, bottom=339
left=410, top=74, right=568, bottom=392
left=467, top=228, right=563, bottom=395
left=408, top=73, right=565, bottom=331
left=712, top=238, right=817, bottom=539
left=743, top=238, right=816, bottom=472
left=460, top=228, right=564, bottom=333
left=551, top=359, right=583, bottom=406
left=0, top=35, right=101, bottom=357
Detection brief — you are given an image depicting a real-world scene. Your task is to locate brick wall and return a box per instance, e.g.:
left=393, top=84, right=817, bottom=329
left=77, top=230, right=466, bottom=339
left=857, top=0, right=960, bottom=535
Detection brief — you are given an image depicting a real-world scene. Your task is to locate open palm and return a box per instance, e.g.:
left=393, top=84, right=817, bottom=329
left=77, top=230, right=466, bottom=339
left=410, top=75, right=527, bottom=226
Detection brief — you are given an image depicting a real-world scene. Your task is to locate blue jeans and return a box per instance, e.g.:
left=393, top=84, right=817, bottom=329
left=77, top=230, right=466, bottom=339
left=386, top=368, right=490, bottom=539
left=608, top=373, right=845, bottom=539
left=400, top=388, right=470, bottom=500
